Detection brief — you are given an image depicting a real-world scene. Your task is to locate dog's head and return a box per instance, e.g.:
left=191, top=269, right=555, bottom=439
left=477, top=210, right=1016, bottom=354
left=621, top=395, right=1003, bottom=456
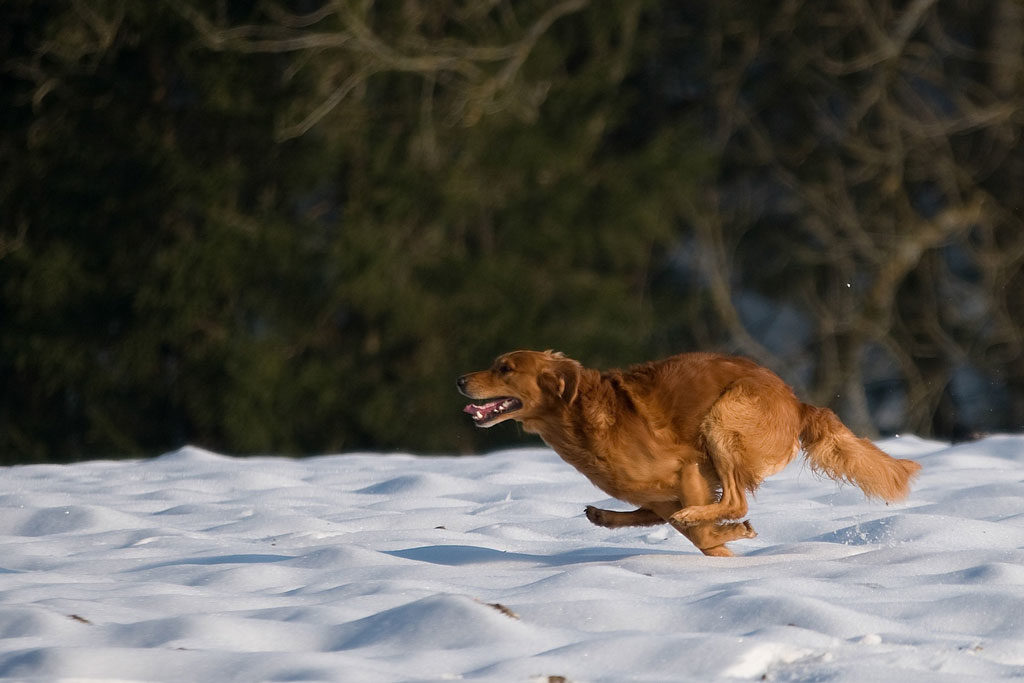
left=457, top=350, right=582, bottom=429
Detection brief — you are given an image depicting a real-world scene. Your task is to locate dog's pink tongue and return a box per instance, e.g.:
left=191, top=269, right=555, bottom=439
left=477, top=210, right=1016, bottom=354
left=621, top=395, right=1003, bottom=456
left=464, top=400, right=502, bottom=416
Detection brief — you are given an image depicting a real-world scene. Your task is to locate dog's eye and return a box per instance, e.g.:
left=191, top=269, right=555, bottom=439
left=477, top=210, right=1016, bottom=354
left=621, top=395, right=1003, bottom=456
left=498, top=363, right=513, bottom=375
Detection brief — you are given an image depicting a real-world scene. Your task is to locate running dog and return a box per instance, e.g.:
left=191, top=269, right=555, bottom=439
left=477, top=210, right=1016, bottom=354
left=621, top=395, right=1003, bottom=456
left=458, top=350, right=920, bottom=556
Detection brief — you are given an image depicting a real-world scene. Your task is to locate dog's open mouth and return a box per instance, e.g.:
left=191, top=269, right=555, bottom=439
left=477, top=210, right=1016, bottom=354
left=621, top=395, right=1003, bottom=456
left=463, top=397, right=523, bottom=426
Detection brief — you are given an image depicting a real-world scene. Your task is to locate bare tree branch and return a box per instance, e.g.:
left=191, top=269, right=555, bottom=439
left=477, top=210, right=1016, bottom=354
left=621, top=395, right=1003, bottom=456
left=173, top=0, right=591, bottom=136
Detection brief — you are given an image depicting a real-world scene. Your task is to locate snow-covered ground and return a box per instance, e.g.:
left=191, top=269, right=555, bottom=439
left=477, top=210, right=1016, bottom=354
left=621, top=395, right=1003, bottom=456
left=0, top=435, right=1022, bottom=681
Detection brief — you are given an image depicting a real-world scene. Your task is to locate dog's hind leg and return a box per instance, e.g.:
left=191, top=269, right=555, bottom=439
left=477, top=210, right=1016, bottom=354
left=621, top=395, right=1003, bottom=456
left=585, top=506, right=665, bottom=528
left=670, top=458, right=749, bottom=526
left=671, top=388, right=764, bottom=527
left=659, top=461, right=755, bottom=555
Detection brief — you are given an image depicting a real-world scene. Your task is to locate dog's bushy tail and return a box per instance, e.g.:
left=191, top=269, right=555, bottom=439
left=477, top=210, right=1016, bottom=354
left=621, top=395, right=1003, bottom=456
left=800, top=404, right=921, bottom=502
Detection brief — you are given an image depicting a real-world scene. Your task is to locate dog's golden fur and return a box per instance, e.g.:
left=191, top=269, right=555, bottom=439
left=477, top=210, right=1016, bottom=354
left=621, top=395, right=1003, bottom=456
left=458, top=350, right=921, bottom=557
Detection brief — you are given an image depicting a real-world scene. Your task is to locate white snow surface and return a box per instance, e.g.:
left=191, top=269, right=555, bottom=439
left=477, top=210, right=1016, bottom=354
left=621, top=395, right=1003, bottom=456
left=1, top=435, right=1023, bottom=681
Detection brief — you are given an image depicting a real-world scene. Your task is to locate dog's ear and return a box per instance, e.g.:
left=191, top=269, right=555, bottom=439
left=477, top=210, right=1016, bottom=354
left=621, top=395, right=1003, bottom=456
left=538, top=360, right=581, bottom=404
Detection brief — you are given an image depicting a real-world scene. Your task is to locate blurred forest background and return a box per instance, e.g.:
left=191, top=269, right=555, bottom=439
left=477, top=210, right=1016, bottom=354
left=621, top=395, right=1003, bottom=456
left=3, top=0, right=1024, bottom=463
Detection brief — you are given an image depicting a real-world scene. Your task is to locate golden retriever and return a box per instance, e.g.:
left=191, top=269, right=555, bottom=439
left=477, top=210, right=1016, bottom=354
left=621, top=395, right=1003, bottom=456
left=457, top=350, right=921, bottom=557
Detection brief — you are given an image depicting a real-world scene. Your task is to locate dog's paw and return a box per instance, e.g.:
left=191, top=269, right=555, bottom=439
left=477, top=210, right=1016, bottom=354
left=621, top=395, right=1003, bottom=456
left=700, top=544, right=735, bottom=557
left=584, top=505, right=606, bottom=526
left=714, top=519, right=757, bottom=541
left=669, top=507, right=702, bottom=527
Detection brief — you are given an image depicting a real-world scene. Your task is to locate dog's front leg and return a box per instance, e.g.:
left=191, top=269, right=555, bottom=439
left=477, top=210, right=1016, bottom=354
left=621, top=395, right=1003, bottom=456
left=640, top=501, right=754, bottom=556
left=585, top=506, right=665, bottom=528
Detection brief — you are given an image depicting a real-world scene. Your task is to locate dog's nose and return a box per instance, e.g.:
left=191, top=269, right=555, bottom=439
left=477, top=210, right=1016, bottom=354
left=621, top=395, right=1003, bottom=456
left=456, top=375, right=468, bottom=391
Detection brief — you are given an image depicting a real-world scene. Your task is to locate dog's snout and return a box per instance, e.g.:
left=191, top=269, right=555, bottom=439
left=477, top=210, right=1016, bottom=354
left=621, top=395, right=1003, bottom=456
left=456, top=375, right=469, bottom=392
